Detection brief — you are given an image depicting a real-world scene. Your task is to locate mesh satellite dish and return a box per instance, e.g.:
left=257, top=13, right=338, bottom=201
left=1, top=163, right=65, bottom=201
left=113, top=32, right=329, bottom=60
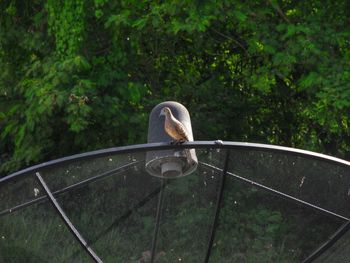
left=1, top=102, right=350, bottom=263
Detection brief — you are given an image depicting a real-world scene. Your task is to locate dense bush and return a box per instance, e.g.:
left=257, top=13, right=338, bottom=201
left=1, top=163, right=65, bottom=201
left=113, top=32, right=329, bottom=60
left=1, top=0, right=350, bottom=176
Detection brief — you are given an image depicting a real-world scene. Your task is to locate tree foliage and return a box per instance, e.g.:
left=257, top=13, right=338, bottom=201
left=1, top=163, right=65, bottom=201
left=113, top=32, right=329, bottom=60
left=1, top=0, right=350, bottom=175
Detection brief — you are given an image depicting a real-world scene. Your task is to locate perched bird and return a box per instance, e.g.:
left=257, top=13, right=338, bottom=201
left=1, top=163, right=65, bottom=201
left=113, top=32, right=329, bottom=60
left=159, top=107, right=189, bottom=144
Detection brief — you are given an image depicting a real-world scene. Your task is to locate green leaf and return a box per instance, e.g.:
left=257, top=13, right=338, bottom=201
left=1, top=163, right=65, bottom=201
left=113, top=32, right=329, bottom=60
left=233, top=10, right=247, bottom=22
left=299, top=72, right=319, bottom=90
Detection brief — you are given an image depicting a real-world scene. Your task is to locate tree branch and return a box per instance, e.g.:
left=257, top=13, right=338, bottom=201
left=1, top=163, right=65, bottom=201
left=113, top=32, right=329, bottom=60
left=268, top=0, right=290, bottom=23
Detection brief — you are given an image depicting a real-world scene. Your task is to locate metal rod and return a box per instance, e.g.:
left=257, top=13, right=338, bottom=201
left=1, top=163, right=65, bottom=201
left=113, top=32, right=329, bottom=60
left=2, top=141, right=350, bottom=184
left=302, top=220, right=350, bottom=263
left=204, top=150, right=230, bottom=263
left=35, top=172, right=103, bottom=263
left=68, top=179, right=169, bottom=261
left=87, top=180, right=166, bottom=246
left=150, top=179, right=166, bottom=263
left=199, top=161, right=349, bottom=222
left=0, top=162, right=139, bottom=217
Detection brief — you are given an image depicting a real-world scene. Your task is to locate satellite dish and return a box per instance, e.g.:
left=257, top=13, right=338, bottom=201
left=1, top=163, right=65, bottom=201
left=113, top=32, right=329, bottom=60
left=1, top=142, right=350, bottom=262
left=1, top=102, right=350, bottom=262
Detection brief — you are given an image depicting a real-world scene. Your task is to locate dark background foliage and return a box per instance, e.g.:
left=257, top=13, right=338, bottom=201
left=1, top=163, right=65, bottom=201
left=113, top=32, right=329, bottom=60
left=1, top=0, right=350, bottom=176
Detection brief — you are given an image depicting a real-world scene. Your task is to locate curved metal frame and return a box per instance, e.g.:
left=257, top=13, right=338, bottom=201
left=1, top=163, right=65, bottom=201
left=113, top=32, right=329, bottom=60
left=1, top=141, right=350, bottom=263
left=2, top=141, right=350, bottom=184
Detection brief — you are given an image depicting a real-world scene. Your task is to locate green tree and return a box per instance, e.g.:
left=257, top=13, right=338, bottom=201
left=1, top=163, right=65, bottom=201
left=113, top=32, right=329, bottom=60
left=1, top=0, right=350, bottom=176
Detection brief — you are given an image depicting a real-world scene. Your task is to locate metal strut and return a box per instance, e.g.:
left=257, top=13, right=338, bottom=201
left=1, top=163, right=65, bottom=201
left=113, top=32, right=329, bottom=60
left=150, top=179, right=166, bottom=263
left=35, top=172, right=103, bottom=263
left=204, top=150, right=231, bottom=263
left=0, top=162, right=139, bottom=217
left=199, top=161, right=350, bottom=262
left=302, top=220, right=350, bottom=262
left=199, top=162, right=349, bottom=222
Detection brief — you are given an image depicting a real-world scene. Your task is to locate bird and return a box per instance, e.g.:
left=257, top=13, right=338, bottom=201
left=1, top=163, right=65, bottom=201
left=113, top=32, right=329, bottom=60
left=159, top=107, right=190, bottom=144
left=159, top=107, right=193, bottom=165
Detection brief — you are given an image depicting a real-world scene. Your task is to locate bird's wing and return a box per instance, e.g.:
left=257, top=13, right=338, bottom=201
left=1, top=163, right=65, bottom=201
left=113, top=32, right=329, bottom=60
left=174, top=119, right=189, bottom=141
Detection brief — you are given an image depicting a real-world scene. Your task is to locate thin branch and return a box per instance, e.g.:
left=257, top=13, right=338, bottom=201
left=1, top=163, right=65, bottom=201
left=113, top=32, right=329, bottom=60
left=268, top=0, right=291, bottom=24
left=210, top=28, right=248, bottom=55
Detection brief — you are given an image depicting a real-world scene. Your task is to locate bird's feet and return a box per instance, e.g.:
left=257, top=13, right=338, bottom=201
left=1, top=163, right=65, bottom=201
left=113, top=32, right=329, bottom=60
left=170, top=139, right=186, bottom=145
